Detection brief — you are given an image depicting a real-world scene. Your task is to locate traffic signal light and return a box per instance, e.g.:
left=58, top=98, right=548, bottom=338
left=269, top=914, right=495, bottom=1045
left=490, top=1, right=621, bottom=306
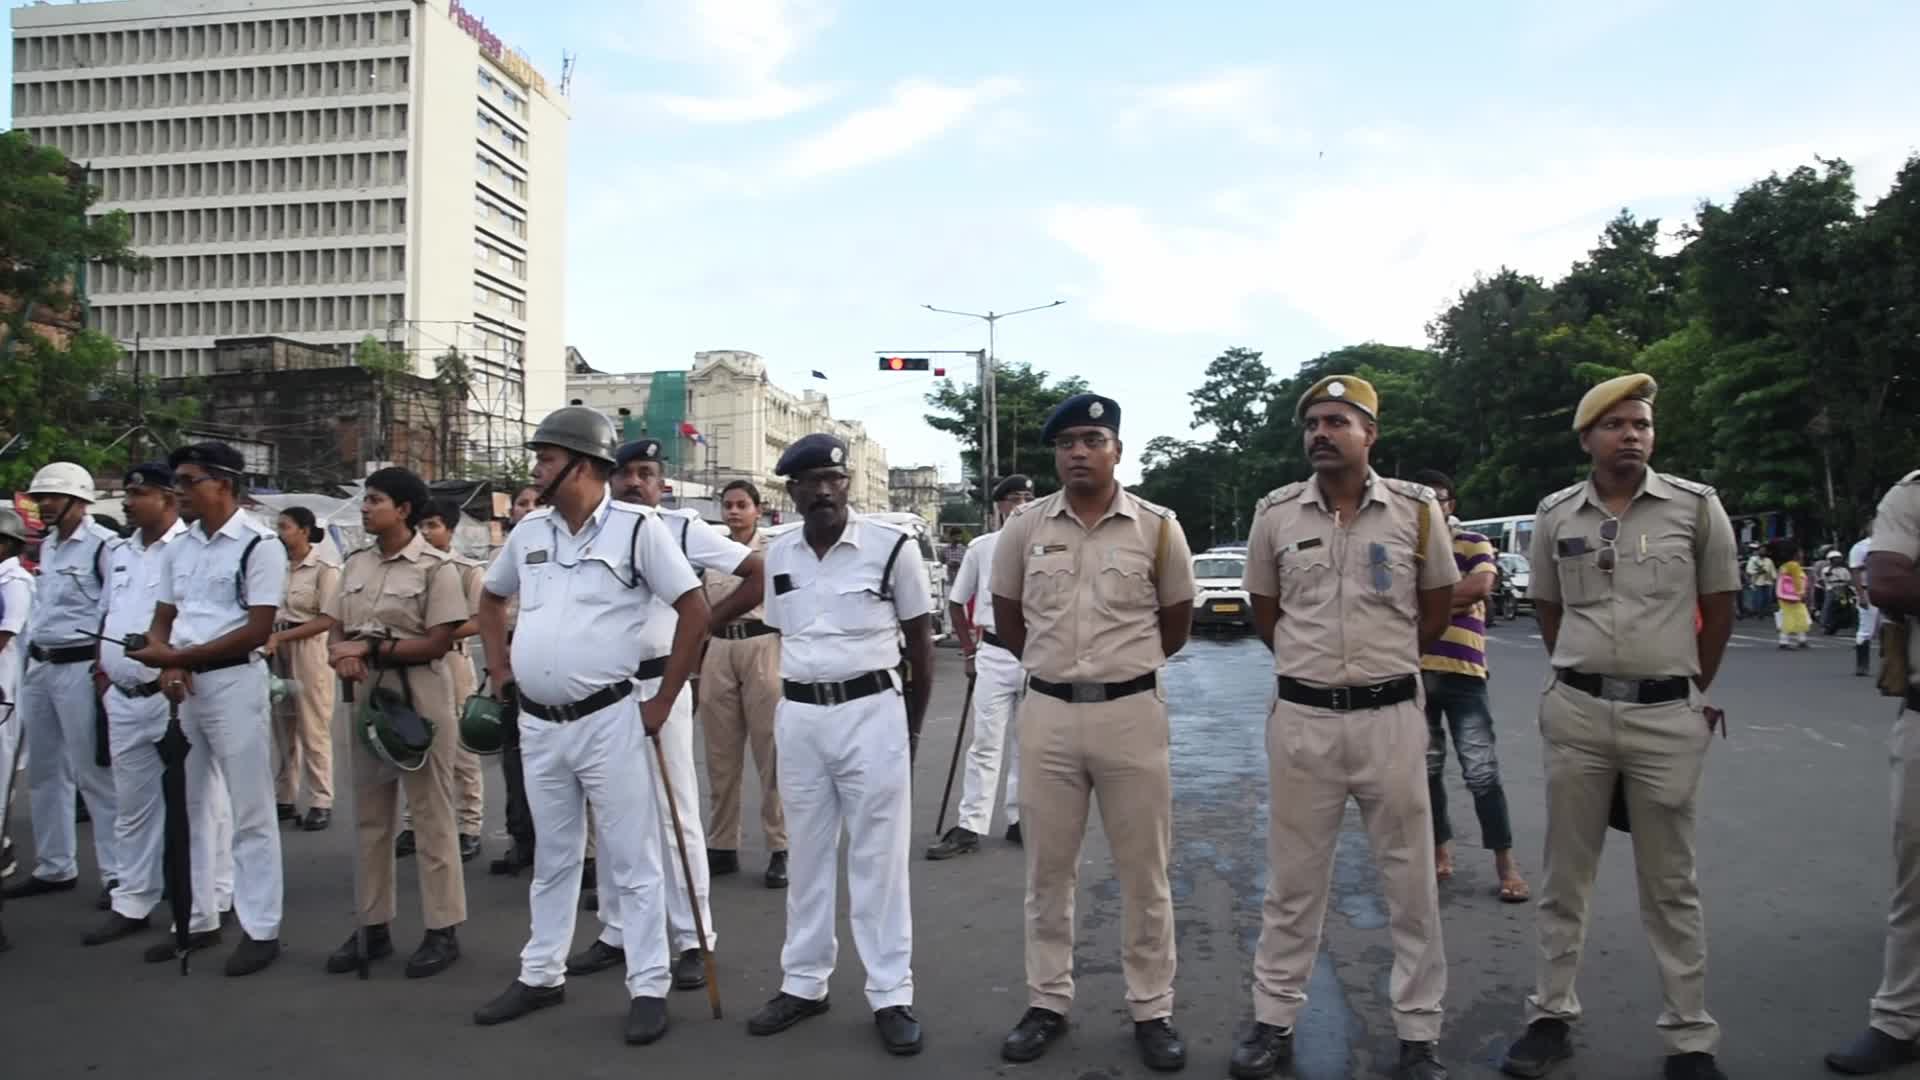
left=879, top=356, right=930, bottom=372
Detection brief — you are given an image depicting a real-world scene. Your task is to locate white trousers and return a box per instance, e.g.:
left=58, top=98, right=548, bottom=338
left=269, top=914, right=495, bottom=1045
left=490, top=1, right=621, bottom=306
left=596, top=681, right=715, bottom=955
left=1860, top=603, right=1883, bottom=645
left=22, top=657, right=120, bottom=885
left=777, top=687, right=915, bottom=1009
left=519, top=694, right=670, bottom=999
left=107, top=687, right=238, bottom=922
left=955, top=643, right=1023, bottom=835
left=182, top=663, right=281, bottom=938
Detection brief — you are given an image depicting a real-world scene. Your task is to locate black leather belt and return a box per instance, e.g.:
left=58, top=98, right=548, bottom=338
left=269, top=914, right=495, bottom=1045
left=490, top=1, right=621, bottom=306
left=521, top=680, right=633, bottom=723
left=1029, top=672, right=1157, bottom=705
left=119, top=679, right=164, bottom=699
left=1556, top=669, right=1690, bottom=706
left=1276, top=674, right=1418, bottom=712
left=716, top=620, right=777, bottom=641
left=190, top=655, right=255, bottom=675
left=981, top=630, right=1006, bottom=651
left=29, top=644, right=94, bottom=665
left=634, top=656, right=669, bottom=681
left=782, top=670, right=893, bottom=707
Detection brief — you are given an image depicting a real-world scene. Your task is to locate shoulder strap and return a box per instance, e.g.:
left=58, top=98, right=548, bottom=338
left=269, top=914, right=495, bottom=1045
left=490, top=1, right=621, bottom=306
left=678, top=516, right=691, bottom=554
left=94, top=534, right=110, bottom=587
left=237, top=535, right=265, bottom=607
left=1415, top=498, right=1430, bottom=564
left=1153, top=512, right=1169, bottom=585
left=625, top=513, right=647, bottom=591
left=879, top=533, right=909, bottom=602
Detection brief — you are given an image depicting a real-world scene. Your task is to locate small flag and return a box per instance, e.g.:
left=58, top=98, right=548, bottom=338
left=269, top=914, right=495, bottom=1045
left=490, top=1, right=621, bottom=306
left=811, top=369, right=827, bottom=380
left=679, top=421, right=707, bottom=447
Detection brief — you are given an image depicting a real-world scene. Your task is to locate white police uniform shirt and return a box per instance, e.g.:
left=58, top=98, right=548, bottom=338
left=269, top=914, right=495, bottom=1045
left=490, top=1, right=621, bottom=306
left=763, top=514, right=933, bottom=682
left=158, top=512, right=289, bottom=650
left=30, top=516, right=117, bottom=646
left=950, top=528, right=1025, bottom=836
left=0, top=556, right=32, bottom=687
left=635, top=507, right=751, bottom=660
left=483, top=491, right=702, bottom=706
left=952, top=531, right=1003, bottom=633
left=99, top=519, right=188, bottom=689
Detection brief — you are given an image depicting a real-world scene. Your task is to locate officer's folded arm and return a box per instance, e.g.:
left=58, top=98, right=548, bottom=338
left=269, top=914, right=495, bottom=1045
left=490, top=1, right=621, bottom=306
left=1416, top=587, right=1452, bottom=654
left=376, top=621, right=458, bottom=666
left=708, top=552, right=765, bottom=628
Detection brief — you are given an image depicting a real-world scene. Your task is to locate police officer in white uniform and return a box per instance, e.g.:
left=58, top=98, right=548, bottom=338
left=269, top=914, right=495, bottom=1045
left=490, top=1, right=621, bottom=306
left=82, top=464, right=190, bottom=948
left=126, top=442, right=289, bottom=976
left=471, top=408, right=711, bottom=1047
left=746, top=433, right=935, bottom=1056
left=0, top=508, right=37, bottom=887
left=566, top=437, right=766, bottom=990
left=5, top=462, right=123, bottom=908
left=928, top=474, right=1034, bottom=860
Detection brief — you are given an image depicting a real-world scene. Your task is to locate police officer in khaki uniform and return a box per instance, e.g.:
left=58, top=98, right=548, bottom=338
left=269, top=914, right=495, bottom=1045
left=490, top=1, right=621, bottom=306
left=268, top=506, right=338, bottom=832
left=319, top=467, right=471, bottom=978
left=419, top=501, right=487, bottom=862
left=989, top=393, right=1196, bottom=1072
left=1500, top=374, right=1738, bottom=1080
left=1232, top=375, right=1459, bottom=1080
left=1826, top=469, right=1920, bottom=1076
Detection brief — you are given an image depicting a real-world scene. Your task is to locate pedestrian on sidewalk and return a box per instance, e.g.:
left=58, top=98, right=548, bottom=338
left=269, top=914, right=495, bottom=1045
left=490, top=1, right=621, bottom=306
left=1745, top=543, right=1777, bottom=620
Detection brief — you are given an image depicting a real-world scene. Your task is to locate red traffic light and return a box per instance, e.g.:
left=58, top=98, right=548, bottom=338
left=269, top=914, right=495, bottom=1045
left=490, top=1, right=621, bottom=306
left=878, top=356, right=931, bottom=372
left=934, top=367, right=946, bottom=376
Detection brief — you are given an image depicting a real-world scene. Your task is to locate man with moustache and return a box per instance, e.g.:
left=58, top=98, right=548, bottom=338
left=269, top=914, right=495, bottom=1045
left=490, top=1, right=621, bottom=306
left=990, top=394, right=1196, bottom=1072
left=1499, top=374, right=1738, bottom=1080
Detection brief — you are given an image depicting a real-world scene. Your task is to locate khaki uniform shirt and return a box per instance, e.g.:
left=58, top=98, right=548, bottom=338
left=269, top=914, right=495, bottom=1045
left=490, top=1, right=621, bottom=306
left=989, top=487, right=1195, bottom=683
left=1243, top=470, right=1460, bottom=686
left=446, top=551, right=484, bottom=652
left=704, top=528, right=768, bottom=624
left=325, top=532, right=470, bottom=656
left=1872, top=469, right=1920, bottom=687
left=1528, top=470, right=1739, bottom=678
left=280, top=548, right=341, bottom=626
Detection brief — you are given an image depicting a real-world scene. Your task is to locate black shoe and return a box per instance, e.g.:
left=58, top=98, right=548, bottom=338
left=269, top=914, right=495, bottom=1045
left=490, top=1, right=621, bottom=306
left=1135, top=1017, right=1187, bottom=1072
left=277, top=802, right=296, bottom=822
left=394, top=829, right=416, bottom=858
left=82, top=911, right=151, bottom=946
left=708, top=849, right=740, bottom=876
left=1827, top=1027, right=1920, bottom=1075
left=490, top=842, right=534, bottom=876
left=475, top=980, right=566, bottom=1026
left=672, top=948, right=706, bottom=991
left=924, top=826, right=979, bottom=861
left=325, top=925, right=395, bottom=973
left=2, top=875, right=77, bottom=900
left=763, top=851, right=788, bottom=889
left=566, top=939, right=623, bottom=976
left=97, top=881, right=117, bottom=911
left=1229, top=1022, right=1294, bottom=1079
left=747, top=992, right=830, bottom=1036
left=1663, top=1052, right=1726, bottom=1080
left=1005, top=822, right=1023, bottom=845
left=226, top=935, right=281, bottom=976
left=1857, top=643, right=1873, bottom=677
left=1002, top=1007, right=1068, bottom=1063
left=1398, top=1040, right=1448, bottom=1080
left=144, top=928, right=221, bottom=964
left=875, top=1006, right=923, bottom=1056
left=405, top=926, right=460, bottom=979
left=460, top=834, right=482, bottom=863
left=1501, top=1019, right=1573, bottom=1078
left=302, top=808, right=332, bottom=832
left=626, top=996, right=670, bottom=1045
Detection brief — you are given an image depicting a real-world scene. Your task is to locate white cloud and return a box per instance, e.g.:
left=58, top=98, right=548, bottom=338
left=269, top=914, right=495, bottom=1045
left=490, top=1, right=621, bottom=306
left=1117, top=66, right=1304, bottom=147
left=776, top=77, right=1021, bottom=180
left=606, top=0, right=838, bottom=124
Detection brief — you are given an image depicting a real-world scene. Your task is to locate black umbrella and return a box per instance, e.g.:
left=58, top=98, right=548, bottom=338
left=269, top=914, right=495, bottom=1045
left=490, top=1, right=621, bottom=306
left=157, top=695, right=194, bottom=975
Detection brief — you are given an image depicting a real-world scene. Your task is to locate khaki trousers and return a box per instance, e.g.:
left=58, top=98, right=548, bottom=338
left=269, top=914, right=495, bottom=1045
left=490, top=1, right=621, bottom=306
left=449, top=645, right=484, bottom=836
left=1252, top=696, right=1446, bottom=1041
left=1019, top=686, right=1174, bottom=1021
left=353, top=664, right=466, bottom=929
left=273, top=633, right=335, bottom=809
left=700, top=634, right=786, bottom=852
left=1526, top=679, right=1718, bottom=1054
left=1870, top=706, right=1920, bottom=1039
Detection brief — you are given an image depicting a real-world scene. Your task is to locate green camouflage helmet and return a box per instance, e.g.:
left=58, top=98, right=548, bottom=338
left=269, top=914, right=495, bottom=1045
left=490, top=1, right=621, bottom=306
left=459, top=691, right=509, bottom=756
left=357, top=686, right=435, bottom=772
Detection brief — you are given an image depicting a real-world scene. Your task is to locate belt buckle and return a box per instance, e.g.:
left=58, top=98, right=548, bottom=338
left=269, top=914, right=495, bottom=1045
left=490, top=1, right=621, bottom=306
left=551, top=701, right=578, bottom=723
left=818, top=681, right=845, bottom=707
left=1600, top=676, right=1637, bottom=703
left=1070, top=682, right=1102, bottom=705
left=1328, top=686, right=1351, bottom=711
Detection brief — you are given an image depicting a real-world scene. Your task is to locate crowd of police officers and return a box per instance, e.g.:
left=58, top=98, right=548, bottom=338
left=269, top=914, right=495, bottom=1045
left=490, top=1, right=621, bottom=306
left=0, top=372, right=1918, bottom=1080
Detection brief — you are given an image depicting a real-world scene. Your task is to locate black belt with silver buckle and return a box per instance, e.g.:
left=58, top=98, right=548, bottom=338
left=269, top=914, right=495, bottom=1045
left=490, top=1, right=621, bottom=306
left=981, top=630, right=1006, bottom=652
left=521, top=680, right=633, bottom=723
left=716, top=620, right=777, bottom=641
left=1029, top=672, right=1157, bottom=705
left=29, top=643, right=94, bottom=665
left=633, top=656, right=669, bottom=681
left=1556, top=669, right=1690, bottom=706
left=190, top=655, right=255, bottom=675
left=118, top=679, right=164, bottom=699
left=1276, top=674, right=1418, bottom=711
left=782, top=670, right=893, bottom=707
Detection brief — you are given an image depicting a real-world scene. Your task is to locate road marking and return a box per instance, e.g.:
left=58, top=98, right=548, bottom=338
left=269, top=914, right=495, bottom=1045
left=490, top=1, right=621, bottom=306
left=1802, top=727, right=1848, bottom=750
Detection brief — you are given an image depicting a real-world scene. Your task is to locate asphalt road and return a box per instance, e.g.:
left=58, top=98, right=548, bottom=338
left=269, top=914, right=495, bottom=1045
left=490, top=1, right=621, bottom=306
left=0, top=615, right=1904, bottom=1079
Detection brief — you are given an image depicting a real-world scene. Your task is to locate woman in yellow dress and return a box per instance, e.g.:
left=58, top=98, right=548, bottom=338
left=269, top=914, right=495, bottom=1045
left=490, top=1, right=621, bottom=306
left=1774, top=540, right=1811, bottom=648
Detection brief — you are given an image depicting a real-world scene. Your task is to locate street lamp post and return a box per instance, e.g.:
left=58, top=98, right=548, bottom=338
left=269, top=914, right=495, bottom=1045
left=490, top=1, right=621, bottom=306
left=922, top=300, right=1064, bottom=524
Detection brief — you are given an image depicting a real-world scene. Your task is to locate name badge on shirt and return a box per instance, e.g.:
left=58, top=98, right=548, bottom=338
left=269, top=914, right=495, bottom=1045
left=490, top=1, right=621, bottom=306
left=1280, top=537, right=1324, bottom=555
left=1556, top=537, right=1590, bottom=558
left=1032, top=544, right=1067, bottom=556
left=773, top=573, right=796, bottom=595
left=526, top=549, right=550, bottom=565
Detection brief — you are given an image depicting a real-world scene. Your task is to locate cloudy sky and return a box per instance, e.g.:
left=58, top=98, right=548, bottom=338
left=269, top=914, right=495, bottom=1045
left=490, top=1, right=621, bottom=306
left=8, top=1, right=1917, bottom=482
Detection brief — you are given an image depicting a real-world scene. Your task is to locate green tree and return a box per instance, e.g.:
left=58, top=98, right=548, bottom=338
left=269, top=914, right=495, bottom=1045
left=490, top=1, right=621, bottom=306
left=1188, top=346, right=1272, bottom=454
left=924, top=361, right=1087, bottom=501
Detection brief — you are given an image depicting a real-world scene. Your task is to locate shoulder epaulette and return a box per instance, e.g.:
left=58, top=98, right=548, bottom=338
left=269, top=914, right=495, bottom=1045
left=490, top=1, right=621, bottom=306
left=1660, top=473, right=1717, bottom=498
left=1130, top=494, right=1175, bottom=521
left=1383, top=478, right=1436, bottom=502
left=1538, top=482, right=1584, bottom=514
left=1007, top=495, right=1051, bottom=519
left=1253, top=481, right=1306, bottom=516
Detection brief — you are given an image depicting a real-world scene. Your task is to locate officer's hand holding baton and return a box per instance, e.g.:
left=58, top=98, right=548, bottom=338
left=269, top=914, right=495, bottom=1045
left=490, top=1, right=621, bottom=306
left=639, top=691, right=672, bottom=736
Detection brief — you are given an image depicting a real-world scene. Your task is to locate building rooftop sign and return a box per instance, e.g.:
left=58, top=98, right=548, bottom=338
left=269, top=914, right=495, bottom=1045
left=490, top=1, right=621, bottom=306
left=450, top=0, right=550, bottom=97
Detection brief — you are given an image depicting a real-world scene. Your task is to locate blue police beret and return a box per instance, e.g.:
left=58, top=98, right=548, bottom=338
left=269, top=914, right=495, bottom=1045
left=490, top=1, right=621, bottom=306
left=123, top=463, right=173, bottom=491
left=167, top=441, right=246, bottom=475
left=615, top=439, right=664, bottom=468
left=992, top=474, right=1033, bottom=501
left=775, top=433, right=850, bottom=477
left=1040, top=393, right=1120, bottom=444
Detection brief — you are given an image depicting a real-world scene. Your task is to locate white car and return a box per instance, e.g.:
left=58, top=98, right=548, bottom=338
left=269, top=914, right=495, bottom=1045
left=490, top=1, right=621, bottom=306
left=1191, top=550, right=1251, bottom=630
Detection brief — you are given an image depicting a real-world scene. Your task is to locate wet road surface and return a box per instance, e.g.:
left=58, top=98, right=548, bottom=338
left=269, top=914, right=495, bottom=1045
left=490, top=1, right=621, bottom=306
left=0, top=617, right=1900, bottom=1078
